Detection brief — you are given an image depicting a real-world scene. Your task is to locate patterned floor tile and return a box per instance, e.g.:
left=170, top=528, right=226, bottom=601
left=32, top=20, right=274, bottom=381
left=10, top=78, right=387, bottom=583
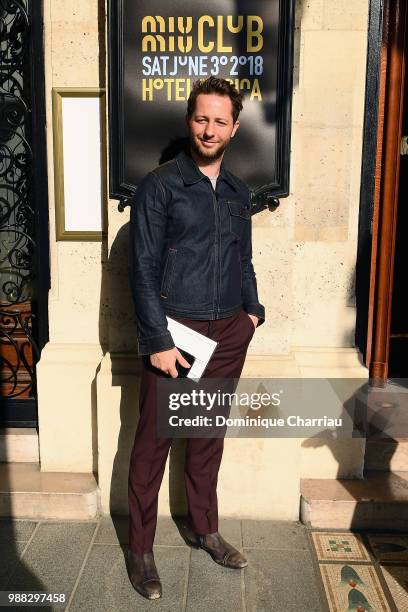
left=311, top=532, right=371, bottom=562
left=380, top=565, right=408, bottom=611
left=367, top=534, right=408, bottom=563
left=319, top=563, right=391, bottom=612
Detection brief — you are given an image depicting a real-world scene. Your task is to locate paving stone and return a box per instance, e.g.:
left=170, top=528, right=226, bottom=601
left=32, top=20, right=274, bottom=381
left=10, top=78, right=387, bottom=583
left=0, top=519, right=38, bottom=542
left=164, top=515, right=198, bottom=547
left=96, top=515, right=192, bottom=548
left=69, top=544, right=189, bottom=612
left=242, top=520, right=309, bottom=550
left=94, top=515, right=129, bottom=545
left=0, top=540, right=27, bottom=590
left=243, top=549, right=323, bottom=612
left=95, top=515, right=242, bottom=550
left=155, top=516, right=190, bottom=547
left=5, top=522, right=97, bottom=604
left=217, top=519, right=242, bottom=550
left=186, top=548, right=243, bottom=612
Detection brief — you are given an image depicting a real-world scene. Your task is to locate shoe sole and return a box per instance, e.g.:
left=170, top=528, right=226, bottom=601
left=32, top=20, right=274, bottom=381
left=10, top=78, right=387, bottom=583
left=135, top=587, right=162, bottom=600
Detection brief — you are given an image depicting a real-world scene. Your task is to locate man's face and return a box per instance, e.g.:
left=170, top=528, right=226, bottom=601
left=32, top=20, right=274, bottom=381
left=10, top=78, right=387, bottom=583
left=186, top=93, right=240, bottom=162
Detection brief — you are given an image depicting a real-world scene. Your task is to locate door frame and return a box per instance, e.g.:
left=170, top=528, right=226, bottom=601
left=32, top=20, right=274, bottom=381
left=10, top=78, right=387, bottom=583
left=356, top=0, right=407, bottom=383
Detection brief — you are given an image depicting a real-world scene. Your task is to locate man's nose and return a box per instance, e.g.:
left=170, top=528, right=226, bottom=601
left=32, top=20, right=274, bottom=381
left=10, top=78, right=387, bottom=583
left=203, top=123, right=215, bottom=137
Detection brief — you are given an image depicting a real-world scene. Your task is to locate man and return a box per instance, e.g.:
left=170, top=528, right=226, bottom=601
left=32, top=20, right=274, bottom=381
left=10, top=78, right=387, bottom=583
left=127, top=76, right=265, bottom=600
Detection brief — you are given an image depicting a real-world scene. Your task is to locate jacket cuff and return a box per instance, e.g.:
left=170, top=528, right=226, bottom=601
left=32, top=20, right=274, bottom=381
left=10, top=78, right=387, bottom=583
left=137, top=331, right=175, bottom=356
left=244, top=303, right=265, bottom=327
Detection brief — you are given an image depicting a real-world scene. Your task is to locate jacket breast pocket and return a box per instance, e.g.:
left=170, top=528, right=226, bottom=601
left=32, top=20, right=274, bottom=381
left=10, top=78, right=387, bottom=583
left=227, top=201, right=251, bottom=240
left=160, top=247, right=177, bottom=299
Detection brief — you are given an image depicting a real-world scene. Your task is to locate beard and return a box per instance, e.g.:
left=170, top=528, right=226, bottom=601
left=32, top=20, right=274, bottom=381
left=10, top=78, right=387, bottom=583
left=189, top=133, right=229, bottom=162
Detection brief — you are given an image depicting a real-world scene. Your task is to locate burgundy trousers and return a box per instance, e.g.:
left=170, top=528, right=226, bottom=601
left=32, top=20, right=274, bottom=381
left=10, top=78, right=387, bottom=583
left=128, top=308, right=255, bottom=554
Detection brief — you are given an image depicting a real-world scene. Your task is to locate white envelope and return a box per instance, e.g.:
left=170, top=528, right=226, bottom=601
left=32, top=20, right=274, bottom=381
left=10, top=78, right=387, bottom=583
left=166, top=316, right=218, bottom=380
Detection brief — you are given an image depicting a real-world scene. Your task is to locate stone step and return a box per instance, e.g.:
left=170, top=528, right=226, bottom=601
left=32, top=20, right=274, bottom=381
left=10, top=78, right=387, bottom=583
left=0, top=463, right=99, bottom=520
left=364, top=438, right=408, bottom=471
left=0, top=428, right=39, bottom=463
left=300, top=471, right=408, bottom=530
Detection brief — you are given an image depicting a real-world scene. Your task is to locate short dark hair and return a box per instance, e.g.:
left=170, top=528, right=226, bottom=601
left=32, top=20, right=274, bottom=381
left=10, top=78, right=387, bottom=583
left=186, top=77, right=243, bottom=124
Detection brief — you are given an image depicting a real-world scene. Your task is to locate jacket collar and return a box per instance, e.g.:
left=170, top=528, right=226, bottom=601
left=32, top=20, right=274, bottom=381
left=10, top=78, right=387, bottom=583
left=175, top=149, right=238, bottom=191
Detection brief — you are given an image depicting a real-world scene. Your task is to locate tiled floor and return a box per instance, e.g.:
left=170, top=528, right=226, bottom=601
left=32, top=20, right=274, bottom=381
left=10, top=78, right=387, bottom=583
left=1, top=517, right=407, bottom=611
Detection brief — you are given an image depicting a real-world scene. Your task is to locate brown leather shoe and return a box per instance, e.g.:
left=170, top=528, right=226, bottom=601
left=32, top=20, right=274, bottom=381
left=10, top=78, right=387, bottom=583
left=126, top=549, right=162, bottom=600
left=198, top=532, right=248, bottom=569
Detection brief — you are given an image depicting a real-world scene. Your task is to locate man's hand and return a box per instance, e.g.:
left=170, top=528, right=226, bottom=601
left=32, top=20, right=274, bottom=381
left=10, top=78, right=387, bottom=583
left=248, top=314, right=259, bottom=329
left=150, top=347, right=191, bottom=378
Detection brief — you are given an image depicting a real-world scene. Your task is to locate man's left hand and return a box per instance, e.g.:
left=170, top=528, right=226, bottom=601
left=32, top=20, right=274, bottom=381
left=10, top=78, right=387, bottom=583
left=248, top=314, right=259, bottom=329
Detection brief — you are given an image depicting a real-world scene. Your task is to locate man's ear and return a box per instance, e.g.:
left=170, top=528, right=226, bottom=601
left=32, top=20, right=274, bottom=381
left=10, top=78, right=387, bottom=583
left=231, top=120, right=240, bottom=138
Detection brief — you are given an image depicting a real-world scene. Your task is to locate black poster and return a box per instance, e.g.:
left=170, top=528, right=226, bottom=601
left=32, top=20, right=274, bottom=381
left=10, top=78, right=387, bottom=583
left=109, top=0, right=294, bottom=208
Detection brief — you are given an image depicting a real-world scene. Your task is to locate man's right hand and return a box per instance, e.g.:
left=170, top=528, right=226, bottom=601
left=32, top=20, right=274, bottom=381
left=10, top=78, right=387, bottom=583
left=150, top=347, right=191, bottom=378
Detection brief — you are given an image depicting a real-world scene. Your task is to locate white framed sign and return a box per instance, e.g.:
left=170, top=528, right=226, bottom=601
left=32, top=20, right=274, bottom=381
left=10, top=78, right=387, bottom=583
left=52, top=88, right=107, bottom=241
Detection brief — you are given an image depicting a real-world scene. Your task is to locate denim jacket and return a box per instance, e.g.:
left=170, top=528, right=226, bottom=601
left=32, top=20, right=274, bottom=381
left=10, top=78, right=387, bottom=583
left=129, top=150, right=265, bottom=355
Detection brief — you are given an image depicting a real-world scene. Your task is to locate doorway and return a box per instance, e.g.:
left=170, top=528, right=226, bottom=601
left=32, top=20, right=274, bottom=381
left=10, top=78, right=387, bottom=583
left=357, top=0, right=407, bottom=384
left=0, top=0, right=50, bottom=426
left=389, top=67, right=408, bottom=377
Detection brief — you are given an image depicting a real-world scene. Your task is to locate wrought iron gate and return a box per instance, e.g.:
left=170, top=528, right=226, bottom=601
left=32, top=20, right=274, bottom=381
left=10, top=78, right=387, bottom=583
left=0, top=0, right=49, bottom=426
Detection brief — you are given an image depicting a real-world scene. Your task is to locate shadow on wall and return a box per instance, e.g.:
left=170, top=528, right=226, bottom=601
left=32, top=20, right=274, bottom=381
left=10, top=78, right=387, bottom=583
left=100, top=213, right=192, bottom=522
